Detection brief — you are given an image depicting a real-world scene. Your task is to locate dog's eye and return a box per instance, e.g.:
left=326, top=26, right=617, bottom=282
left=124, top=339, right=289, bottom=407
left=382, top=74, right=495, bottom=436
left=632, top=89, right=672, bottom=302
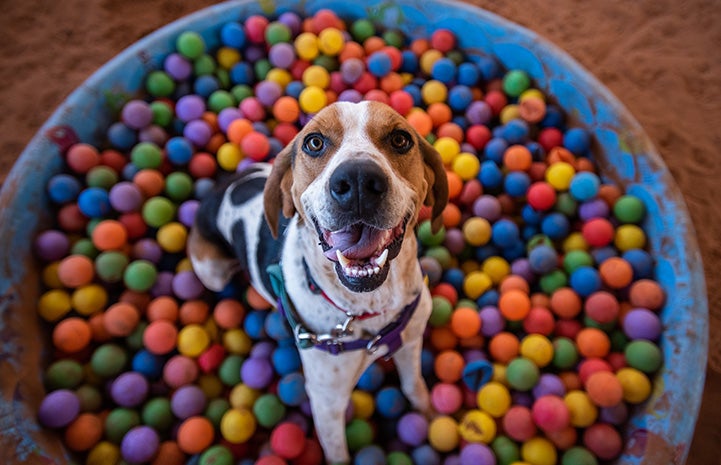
left=303, top=134, right=326, bottom=156
left=389, top=130, right=413, bottom=154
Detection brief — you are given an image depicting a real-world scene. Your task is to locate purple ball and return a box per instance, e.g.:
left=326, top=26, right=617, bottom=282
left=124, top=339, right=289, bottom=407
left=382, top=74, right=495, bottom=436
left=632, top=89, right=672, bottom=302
left=35, top=230, right=70, bottom=261
left=172, top=270, right=205, bottom=300
left=444, top=455, right=462, bottom=465
left=138, top=124, right=168, bottom=146
left=600, top=402, right=629, bottom=425
left=164, top=53, right=192, bottom=80
left=256, top=81, right=282, bottom=107
left=218, top=107, right=243, bottom=132
left=250, top=340, right=276, bottom=359
left=465, top=100, right=492, bottom=125
left=151, top=271, right=174, bottom=297
left=241, top=357, right=274, bottom=389
left=337, top=89, right=363, bottom=103
left=268, top=43, right=296, bottom=69
left=341, top=58, right=365, bottom=84
left=121, top=100, right=153, bottom=129
left=183, top=119, right=212, bottom=147
left=479, top=306, right=504, bottom=337
left=170, top=385, right=207, bottom=419
left=132, top=238, right=163, bottom=263
left=472, top=195, right=502, bottom=221
left=579, top=198, right=610, bottom=221
left=278, top=11, right=302, bottom=34
left=37, top=389, right=80, bottom=428
left=463, top=349, right=486, bottom=364
left=443, top=228, right=466, bottom=255
left=175, top=94, right=206, bottom=122
left=532, top=373, right=566, bottom=398
left=511, top=258, right=535, bottom=283
left=111, top=372, right=149, bottom=408
left=121, top=425, right=160, bottom=464
left=178, top=200, right=199, bottom=227
left=109, top=182, right=143, bottom=213
left=396, top=412, right=428, bottom=446
left=244, top=44, right=265, bottom=63
left=623, top=308, right=662, bottom=340
left=459, top=443, right=495, bottom=465
left=512, top=391, right=533, bottom=408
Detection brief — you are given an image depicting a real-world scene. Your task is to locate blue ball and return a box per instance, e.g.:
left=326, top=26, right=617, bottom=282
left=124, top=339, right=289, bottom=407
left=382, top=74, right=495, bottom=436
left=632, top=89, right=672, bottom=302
left=563, top=127, right=591, bottom=155
left=483, top=138, right=508, bottom=164
left=522, top=224, right=540, bottom=241
left=525, top=141, right=545, bottom=161
left=528, top=245, right=559, bottom=274
left=77, top=187, right=111, bottom=218
left=229, top=62, right=254, bottom=85
left=375, top=387, right=408, bottom=419
left=457, top=62, right=480, bottom=86
left=399, top=50, right=419, bottom=73
left=421, top=349, right=435, bottom=379
left=592, top=246, right=618, bottom=264
left=430, top=58, right=457, bottom=83
left=569, top=265, right=602, bottom=297
left=357, top=363, right=384, bottom=392
left=623, top=248, right=654, bottom=279
left=220, top=21, right=246, bottom=48
left=474, top=244, right=500, bottom=263
left=502, top=241, right=527, bottom=262
left=107, top=122, right=137, bottom=150
left=277, top=372, right=307, bottom=406
left=569, top=171, right=601, bottom=201
left=412, top=444, right=441, bottom=465
left=354, top=445, right=386, bottom=465
left=502, top=119, right=529, bottom=144
left=367, top=51, right=393, bottom=77
left=504, top=171, right=531, bottom=197
left=476, top=289, right=499, bottom=307
left=285, top=80, right=304, bottom=99
left=243, top=310, right=268, bottom=340
left=47, top=174, right=81, bottom=204
left=193, top=75, right=220, bottom=98
left=491, top=219, right=520, bottom=249
left=448, top=85, right=473, bottom=111
left=521, top=204, right=544, bottom=225
left=539, top=104, right=565, bottom=129
left=469, top=55, right=500, bottom=80
left=165, top=137, right=194, bottom=165
left=264, top=311, right=293, bottom=342
left=403, top=84, right=423, bottom=107
left=132, top=349, right=165, bottom=380
left=452, top=116, right=469, bottom=130
left=462, top=359, right=494, bottom=392
left=478, top=161, right=503, bottom=189
left=442, top=268, right=466, bottom=293
left=272, top=345, right=301, bottom=376
left=122, top=162, right=140, bottom=181
left=540, top=212, right=570, bottom=240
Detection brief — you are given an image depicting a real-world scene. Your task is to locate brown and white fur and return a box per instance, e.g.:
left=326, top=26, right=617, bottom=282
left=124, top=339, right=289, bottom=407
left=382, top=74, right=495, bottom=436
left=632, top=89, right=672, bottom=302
left=188, top=101, right=448, bottom=463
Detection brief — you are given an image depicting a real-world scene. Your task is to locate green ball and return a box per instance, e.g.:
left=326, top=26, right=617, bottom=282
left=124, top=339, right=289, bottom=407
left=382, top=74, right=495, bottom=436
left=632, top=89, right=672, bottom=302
left=142, top=196, right=176, bottom=228
left=429, top=296, right=453, bottom=327
left=424, top=246, right=452, bottom=269
left=613, top=195, right=646, bottom=223
left=447, top=50, right=465, bottom=66
left=417, top=220, right=446, bottom=246
left=387, top=451, right=413, bottom=465
left=625, top=340, right=663, bottom=373
left=130, top=141, right=163, bottom=169
left=208, top=90, right=236, bottom=113
left=151, top=101, right=174, bottom=127
left=313, top=55, right=339, bottom=73
left=105, top=408, right=140, bottom=444
left=265, top=22, right=292, bottom=45
left=71, top=238, right=99, bottom=258
left=502, top=69, right=531, bottom=97
left=216, top=68, right=231, bottom=88
left=165, top=172, right=194, bottom=202
left=562, top=446, right=599, bottom=465
left=86, top=166, right=118, bottom=189
left=194, top=54, right=217, bottom=75
left=219, top=355, right=244, bottom=386
left=555, top=192, right=578, bottom=216
left=200, top=445, right=234, bottom=465
left=563, top=250, right=594, bottom=274
left=45, top=359, right=84, bottom=390
left=76, top=384, right=103, bottom=412
left=583, top=315, right=616, bottom=332
left=231, top=84, right=254, bottom=102
left=350, top=19, right=376, bottom=42
left=456, top=298, right=478, bottom=310
left=95, top=251, right=129, bottom=283
left=176, top=31, right=206, bottom=60
left=491, top=435, right=521, bottom=465
left=253, top=393, right=285, bottom=428
left=205, top=398, right=231, bottom=428
left=610, top=329, right=629, bottom=352
left=146, top=70, right=175, bottom=98
left=91, top=344, right=128, bottom=378
left=346, top=418, right=373, bottom=452
left=382, top=30, right=405, bottom=49
left=142, top=397, right=174, bottom=432
left=506, top=357, right=540, bottom=391
left=539, top=269, right=567, bottom=294
left=552, top=337, right=579, bottom=370
left=254, top=58, right=272, bottom=80
left=126, top=321, right=148, bottom=351
left=123, top=259, right=158, bottom=292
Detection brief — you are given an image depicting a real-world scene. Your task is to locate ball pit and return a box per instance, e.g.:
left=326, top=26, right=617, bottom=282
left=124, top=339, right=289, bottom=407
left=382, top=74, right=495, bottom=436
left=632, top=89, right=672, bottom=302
left=0, top=1, right=708, bottom=464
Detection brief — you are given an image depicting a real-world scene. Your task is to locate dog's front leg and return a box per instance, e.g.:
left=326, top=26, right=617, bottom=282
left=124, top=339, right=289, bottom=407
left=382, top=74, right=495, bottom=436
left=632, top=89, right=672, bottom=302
left=392, top=333, right=432, bottom=417
left=300, top=348, right=369, bottom=464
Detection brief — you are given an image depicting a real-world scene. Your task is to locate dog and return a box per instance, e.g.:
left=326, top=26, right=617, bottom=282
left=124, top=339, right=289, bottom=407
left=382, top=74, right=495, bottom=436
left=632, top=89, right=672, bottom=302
left=188, top=101, right=448, bottom=463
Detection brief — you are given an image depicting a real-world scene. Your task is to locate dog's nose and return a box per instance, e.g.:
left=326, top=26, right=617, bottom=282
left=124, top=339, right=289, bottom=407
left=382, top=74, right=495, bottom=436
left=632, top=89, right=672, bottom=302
left=329, top=160, right=388, bottom=214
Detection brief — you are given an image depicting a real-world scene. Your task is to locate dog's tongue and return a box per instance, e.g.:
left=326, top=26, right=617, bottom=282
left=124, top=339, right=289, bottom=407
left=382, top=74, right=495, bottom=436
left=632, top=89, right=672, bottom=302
left=324, top=224, right=389, bottom=260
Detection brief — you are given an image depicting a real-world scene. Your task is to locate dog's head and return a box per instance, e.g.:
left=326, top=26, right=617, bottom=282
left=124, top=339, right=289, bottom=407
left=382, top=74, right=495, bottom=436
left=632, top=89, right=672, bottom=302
left=264, top=101, right=448, bottom=293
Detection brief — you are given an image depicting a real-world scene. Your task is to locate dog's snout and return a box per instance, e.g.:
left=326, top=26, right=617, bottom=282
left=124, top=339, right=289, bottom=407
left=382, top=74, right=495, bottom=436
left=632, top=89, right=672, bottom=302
left=329, top=160, right=388, bottom=214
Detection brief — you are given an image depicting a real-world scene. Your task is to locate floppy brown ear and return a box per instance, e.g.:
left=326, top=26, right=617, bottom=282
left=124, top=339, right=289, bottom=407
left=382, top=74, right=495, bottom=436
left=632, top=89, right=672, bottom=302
left=419, top=137, right=449, bottom=234
left=263, top=141, right=296, bottom=238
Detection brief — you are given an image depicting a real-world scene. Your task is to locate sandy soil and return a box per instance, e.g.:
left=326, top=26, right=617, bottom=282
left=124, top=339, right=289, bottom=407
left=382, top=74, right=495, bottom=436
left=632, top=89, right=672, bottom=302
left=1, top=1, right=719, bottom=463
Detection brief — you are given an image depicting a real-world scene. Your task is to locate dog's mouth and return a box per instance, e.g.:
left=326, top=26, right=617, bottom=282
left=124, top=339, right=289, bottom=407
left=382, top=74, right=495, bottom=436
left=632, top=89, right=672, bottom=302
left=314, top=216, right=408, bottom=292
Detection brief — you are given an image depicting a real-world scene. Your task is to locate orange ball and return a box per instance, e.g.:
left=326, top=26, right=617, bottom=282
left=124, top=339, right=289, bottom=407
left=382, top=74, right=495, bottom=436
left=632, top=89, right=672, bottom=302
left=498, top=289, right=531, bottom=321
left=598, top=257, right=633, bottom=289
left=133, top=169, right=165, bottom=197
left=246, top=286, right=272, bottom=310
left=143, top=320, right=178, bottom=355
left=52, top=317, right=92, bottom=353
left=272, top=96, right=301, bottom=123
left=103, top=302, right=141, bottom=337
left=406, top=110, right=433, bottom=137
left=176, top=416, right=215, bottom=455
left=446, top=171, right=463, bottom=199
left=91, top=220, right=128, bottom=251
left=429, top=326, right=459, bottom=352
left=488, top=332, right=520, bottom=364
left=146, top=296, right=179, bottom=322
left=585, top=371, right=624, bottom=407
left=441, top=203, right=462, bottom=228
left=227, top=118, right=254, bottom=144
left=427, top=102, right=452, bottom=127
left=57, top=254, right=95, bottom=288
left=499, top=275, right=530, bottom=294
left=503, top=145, right=533, bottom=171
left=64, top=413, right=103, bottom=452
left=88, top=313, right=112, bottom=342
left=152, top=441, right=186, bottom=465
left=179, top=300, right=210, bottom=325
left=549, top=287, right=582, bottom=319
left=214, top=299, right=246, bottom=329
left=434, top=350, right=465, bottom=383
left=629, top=279, right=666, bottom=311
left=575, top=328, right=611, bottom=359
left=545, top=426, right=578, bottom=451
left=559, top=371, right=582, bottom=391
left=450, top=307, right=482, bottom=339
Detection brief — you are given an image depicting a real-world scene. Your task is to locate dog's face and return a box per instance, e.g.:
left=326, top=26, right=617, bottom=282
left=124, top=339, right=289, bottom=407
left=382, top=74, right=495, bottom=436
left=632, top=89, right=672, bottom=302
left=264, top=101, right=448, bottom=293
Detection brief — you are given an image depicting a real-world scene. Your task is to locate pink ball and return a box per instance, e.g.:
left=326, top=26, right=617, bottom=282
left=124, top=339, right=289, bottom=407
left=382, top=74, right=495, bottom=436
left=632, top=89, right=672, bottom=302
left=531, top=395, right=570, bottom=433
left=271, top=422, right=306, bottom=459
left=502, top=405, right=537, bottom=441
left=163, top=355, right=199, bottom=388
left=431, top=382, right=463, bottom=415
left=583, top=422, right=623, bottom=460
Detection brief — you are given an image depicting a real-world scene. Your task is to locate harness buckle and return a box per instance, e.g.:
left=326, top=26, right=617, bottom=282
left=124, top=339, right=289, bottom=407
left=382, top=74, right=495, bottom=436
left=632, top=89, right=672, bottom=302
left=293, top=325, right=317, bottom=349
left=366, top=334, right=383, bottom=355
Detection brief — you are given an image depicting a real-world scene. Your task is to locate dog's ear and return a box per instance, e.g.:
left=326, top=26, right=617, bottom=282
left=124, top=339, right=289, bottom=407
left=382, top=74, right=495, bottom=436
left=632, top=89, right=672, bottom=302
left=419, top=136, right=449, bottom=234
left=263, top=141, right=296, bottom=238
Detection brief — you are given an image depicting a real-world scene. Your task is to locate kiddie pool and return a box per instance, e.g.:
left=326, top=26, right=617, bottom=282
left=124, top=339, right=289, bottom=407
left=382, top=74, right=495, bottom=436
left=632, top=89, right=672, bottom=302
left=0, top=0, right=707, bottom=463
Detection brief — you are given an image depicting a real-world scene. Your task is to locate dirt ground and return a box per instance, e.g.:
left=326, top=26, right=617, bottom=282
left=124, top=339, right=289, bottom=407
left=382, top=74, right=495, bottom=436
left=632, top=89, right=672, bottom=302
left=1, top=1, right=719, bottom=463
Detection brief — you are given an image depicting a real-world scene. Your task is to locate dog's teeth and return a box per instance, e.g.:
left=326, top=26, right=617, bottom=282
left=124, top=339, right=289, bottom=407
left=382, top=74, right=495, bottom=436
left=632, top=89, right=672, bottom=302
left=375, top=249, right=389, bottom=269
left=373, top=266, right=380, bottom=275
left=336, top=250, right=351, bottom=268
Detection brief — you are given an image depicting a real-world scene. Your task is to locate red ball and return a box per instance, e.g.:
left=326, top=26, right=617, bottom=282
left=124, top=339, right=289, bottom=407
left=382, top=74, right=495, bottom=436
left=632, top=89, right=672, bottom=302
left=523, top=307, right=555, bottom=335
left=430, top=29, right=456, bottom=52
left=554, top=319, right=582, bottom=339
left=255, top=456, right=287, bottom=465
left=583, top=423, right=623, bottom=460
left=526, top=182, right=557, bottom=211
left=241, top=132, right=270, bottom=161
left=197, top=344, right=226, bottom=373
left=578, top=358, right=613, bottom=385
left=531, top=395, right=571, bottom=433
left=119, top=212, right=148, bottom=240
left=584, top=291, right=620, bottom=324
left=484, top=90, right=507, bottom=115
left=465, top=125, right=492, bottom=150
left=458, top=179, right=483, bottom=206
left=293, top=438, right=324, bottom=465
left=270, top=422, right=306, bottom=459
left=273, top=123, right=299, bottom=146
left=538, top=127, right=564, bottom=152
left=502, top=405, right=537, bottom=442
left=389, top=90, right=414, bottom=116
left=582, top=218, right=615, bottom=247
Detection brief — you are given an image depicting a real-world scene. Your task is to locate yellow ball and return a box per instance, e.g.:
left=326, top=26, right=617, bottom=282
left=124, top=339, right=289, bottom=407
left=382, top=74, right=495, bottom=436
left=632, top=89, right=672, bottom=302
left=421, top=80, right=448, bottom=105
left=38, top=289, right=72, bottom=322
left=458, top=409, right=496, bottom=443
left=71, top=284, right=108, bottom=316
left=157, top=222, right=188, bottom=253
left=477, top=381, right=512, bottom=418
left=86, top=441, right=120, bottom=465
left=223, top=329, right=252, bottom=355
left=492, top=363, right=508, bottom=385
left=198, top=374, right=224, bottom=399
left=217, top=142, right=243, bottom=171
left=420, top=49, right=443, bottom=75
left=266, top=68, right=292, bottom=89
left=176, top=257, right=194, bottom=273
left=229, top=383, right=261, bottom=409
left=351, top=390, right=375, bottom=419
left=521, top=437, right=557, bottom=465
left=614, top=224, right=646, bottom=251
left=616, top=367, right=652, bottom=404
left=318, top=27, right=345, bottom=55
left=177, top=324, right=210, bottom=357
left=302, top=65, right=331, bottom=89
left=42, top=262, right=63, bottom=289
left=545, top=162, right=576, bottom=191
left=452, top=152, right=481, bottom=180
left=463, top=271, right=493, bottom=300
left=462, top=217, right=492, bottom=246
left=294, top=32, right=319, bottom=61
left=564, top=390, right=598, bottom=427
left=519, top=88, right=545, bottom=102
left=217, top=46, right=241, bottom=69
left=520, top=334, right=554, bottom=367
left=482, top=256, right=511, bottom=285
left=428, top=415, right=460, bottom=452
left=562, top=232, right=588, bottom=252
left=434, top=136, right=461, bottom=165
left=299, top=85, right=327, bottom=114
left=499, top=104, right=521, bottom=124
left=220, top=408, right=256, bottom=443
